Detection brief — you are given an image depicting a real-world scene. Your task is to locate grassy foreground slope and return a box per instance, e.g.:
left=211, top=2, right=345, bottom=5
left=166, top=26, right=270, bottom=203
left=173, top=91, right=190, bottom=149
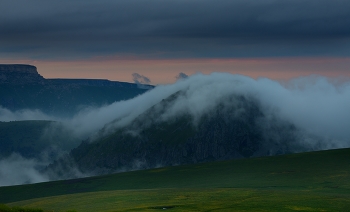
left=1, top=148, right=350, bottom=211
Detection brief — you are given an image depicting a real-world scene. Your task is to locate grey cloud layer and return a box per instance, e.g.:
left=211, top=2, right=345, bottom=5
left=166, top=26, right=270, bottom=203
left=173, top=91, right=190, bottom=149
left=1, top=0, right=350, bottom=59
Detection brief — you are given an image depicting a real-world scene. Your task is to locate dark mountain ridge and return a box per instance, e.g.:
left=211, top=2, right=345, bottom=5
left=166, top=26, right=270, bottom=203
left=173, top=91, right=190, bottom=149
left=0, top=64, right=151, bottom=116
left=0, top=120, right=77, bottom=159
left=0, top=64, right=45, bottom=84
left=0, top=64, right=140, bottom=87
left=49, top=90, right=311, bottom=178
left=0, top=120, right=53, bottom=158
left=47, top=78, right=139, bottom=87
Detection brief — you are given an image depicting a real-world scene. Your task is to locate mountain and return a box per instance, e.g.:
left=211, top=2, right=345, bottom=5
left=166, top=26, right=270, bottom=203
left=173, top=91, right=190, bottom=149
left=0, top=64, right=151, bottom=116
left=0, top=64, right=45, bottom=84
left=0, top=120, right=78, bottom=159
left=0, top=121, right=52, bottom=159
left=49, top=90, right=312, bottom=177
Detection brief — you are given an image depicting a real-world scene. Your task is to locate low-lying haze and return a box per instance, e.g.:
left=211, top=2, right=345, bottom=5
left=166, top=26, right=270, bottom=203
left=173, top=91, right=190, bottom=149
left=1, top=73, right=349, bottom=186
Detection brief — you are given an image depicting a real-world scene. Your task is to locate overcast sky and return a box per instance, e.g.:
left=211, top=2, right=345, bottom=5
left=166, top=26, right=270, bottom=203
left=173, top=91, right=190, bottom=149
left=1, top=0, right=350, bottom=83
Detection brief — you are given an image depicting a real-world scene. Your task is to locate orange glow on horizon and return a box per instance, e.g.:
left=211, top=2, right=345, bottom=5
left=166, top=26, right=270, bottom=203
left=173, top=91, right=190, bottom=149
left=1, top=57, right=350, bottom=85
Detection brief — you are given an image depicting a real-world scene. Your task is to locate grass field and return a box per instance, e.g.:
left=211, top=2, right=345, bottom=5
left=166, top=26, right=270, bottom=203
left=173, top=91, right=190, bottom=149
left=1, top=148, right=350, bottom=211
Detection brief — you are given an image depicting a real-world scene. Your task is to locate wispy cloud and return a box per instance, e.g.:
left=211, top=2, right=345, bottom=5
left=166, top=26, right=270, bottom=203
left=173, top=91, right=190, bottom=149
left=0, top=154, right=49, bottom=186
left=0, top=107, right=51, bottom=122
left=175, top=72, right=188, bottom=80
left=132, top=73, right=151, bottom=84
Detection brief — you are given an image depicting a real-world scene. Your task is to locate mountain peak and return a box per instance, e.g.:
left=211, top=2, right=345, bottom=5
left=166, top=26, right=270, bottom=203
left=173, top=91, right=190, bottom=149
left=0, top=64, right=45, bottom=84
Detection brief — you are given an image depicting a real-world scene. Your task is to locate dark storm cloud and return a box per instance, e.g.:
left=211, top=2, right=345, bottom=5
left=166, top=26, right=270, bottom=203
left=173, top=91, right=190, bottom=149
left=1, top=0, right=350, bottom=59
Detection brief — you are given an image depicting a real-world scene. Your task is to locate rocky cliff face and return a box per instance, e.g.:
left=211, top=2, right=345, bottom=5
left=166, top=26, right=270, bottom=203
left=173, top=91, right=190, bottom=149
left=0, top=64, right=45, bottom=84
left=0, top=64, right=151, bottom=116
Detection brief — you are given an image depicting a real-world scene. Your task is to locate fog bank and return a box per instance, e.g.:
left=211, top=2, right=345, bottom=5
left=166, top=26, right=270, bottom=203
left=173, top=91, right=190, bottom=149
left=0, top=154, right=49, bottom=186
left=1, top=73, right=350, bottom=146
left=1, top=73, right=350, bottom=186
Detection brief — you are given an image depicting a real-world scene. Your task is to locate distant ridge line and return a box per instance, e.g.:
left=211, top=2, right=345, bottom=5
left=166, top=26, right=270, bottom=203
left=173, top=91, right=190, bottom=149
left=0, top=64, right=153, bottom=88
left=0, top=64, right=37, bottom=70
left=47, top=78, right=141, bottom=88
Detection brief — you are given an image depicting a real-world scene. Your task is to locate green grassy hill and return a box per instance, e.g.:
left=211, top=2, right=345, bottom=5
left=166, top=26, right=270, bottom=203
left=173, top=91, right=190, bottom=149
left=1, top=148, right=350, bottom=211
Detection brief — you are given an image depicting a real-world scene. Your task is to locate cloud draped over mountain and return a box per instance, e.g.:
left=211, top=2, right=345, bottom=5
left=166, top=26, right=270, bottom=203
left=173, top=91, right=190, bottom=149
left=97, top=73, right=350, bottom=147
left=2, top=73, right=350, bottom=145
left=1, top=73, right=350, bottom=185
left=47, top=73, right=350, bottom=176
